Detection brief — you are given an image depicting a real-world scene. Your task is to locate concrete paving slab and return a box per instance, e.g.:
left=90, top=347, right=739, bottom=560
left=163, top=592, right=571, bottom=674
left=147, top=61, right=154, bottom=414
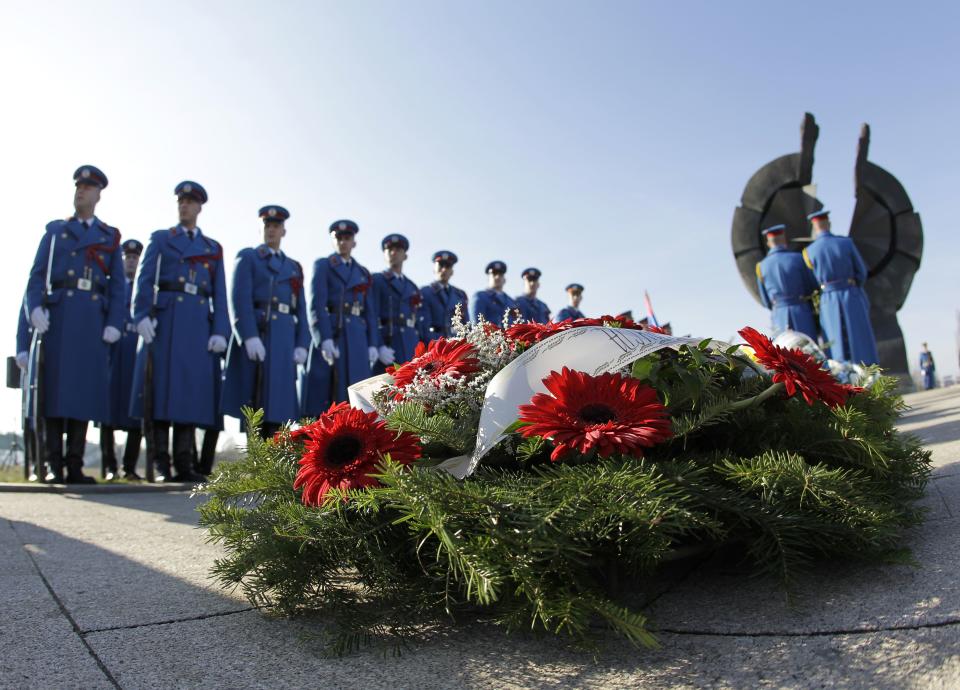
left=84, top=608, right=960, bottom=690
left=2, top=494, right=248, bottom=633
left=1, top=526, right=113, bottom=688
left=648, top=515, right=960, bottom=634
left=901, top=387, right=960, bottom=473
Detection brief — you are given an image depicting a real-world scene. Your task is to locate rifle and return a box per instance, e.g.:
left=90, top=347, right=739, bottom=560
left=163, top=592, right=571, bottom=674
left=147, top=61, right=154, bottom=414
left=143, top=254, right=162, bottom=482
left=252, top=276, right=274, bottom=415
left=29, top=235, right=56, bottom=481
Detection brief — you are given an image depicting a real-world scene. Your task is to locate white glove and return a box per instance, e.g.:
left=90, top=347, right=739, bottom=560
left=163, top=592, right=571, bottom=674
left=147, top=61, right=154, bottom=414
left=378, top=345, right=396, bottom=366
left=244, top=336, right=266, bottom=362
left=368, top=346, right=379, bottom=365
left=208, top=335, right=228, bottom=353
left=293, top=347, right=308, bottom=365
left=102, top=326, right=121, bottom=344
left=320, top=339, right=338, bottom=366
left=137, top=317, right=157, bottom=344
left=30, top=307, right=50, bottom=334
left=15, top=352, right=28, bottom=370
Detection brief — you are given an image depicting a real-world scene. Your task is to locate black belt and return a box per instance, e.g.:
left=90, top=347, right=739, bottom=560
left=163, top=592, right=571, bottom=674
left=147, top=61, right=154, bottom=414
left=255, top=300, right=295, bottom=315
left=158, top=281, right=212, bottom=297
left=52, top=279, right=106, bottom=295
left=379, top=317, right=417, bottom=327
left=326, top=302, right=365, bottom=316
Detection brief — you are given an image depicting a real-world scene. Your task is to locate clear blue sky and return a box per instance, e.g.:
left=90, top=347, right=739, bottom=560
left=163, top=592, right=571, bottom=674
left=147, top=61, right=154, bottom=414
left=1, top=1, right=957, bottom=429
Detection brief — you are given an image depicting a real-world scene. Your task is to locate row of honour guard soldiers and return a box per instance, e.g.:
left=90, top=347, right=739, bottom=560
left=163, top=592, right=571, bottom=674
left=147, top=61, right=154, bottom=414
left=755, top=209, right=879, bottom=365
left=16, top=165, right=592, bottom=484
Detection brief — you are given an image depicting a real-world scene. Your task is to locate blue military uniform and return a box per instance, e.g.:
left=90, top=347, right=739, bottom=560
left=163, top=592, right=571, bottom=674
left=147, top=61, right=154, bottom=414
left=920, top=349, right=936, bottom=390
left=26, top=217, right=125, bottom=422
left=472, top=261, right=519, bottom=326
left=222, top=205, right=310, bottom=429
left=801, top=210, right=878, bottom=364
left=372, top=234, right=422, bottom=372
left=130, top=182, right=229, bottom=482
left=420, top=250, right=469, bottom=341
left=515, top=267, right=551, bottom=323
left=302, top=220, right=380, bottom=415
left=25, top=165, right=125, bottom=483
left=555, top=283, right=585, bottom=321
left=755, top=225, right=818, bottom=340
left=100, top=239, right=144, bottom=479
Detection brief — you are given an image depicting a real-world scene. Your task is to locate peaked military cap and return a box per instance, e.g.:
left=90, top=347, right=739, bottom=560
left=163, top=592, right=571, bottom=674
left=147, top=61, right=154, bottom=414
left=485, top=261, right=507, bottom=274
left=565, top=283, right=584, bottom=293
left=330, top=219, right=359, bottom=235
left=761, top=224, right=786, bottom=236
left=521, top=267, right=542, bottom=280
left=175, top=180, right=208, bottom=204
left=122, top=239, right=144, bottom=255
left=259, top=205, right=290, bottom=222
left=432, top=250, right=458, bottom=265
left=381, top=233, right=409, bottom=250
left=806, top=208, right=830, bottom=222
left=74, top=165, right=108, bottom=189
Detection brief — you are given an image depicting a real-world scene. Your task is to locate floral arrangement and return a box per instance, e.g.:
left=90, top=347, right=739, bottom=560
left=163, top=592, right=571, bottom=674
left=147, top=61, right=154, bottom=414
left=201, top=314, right=930, bottom=654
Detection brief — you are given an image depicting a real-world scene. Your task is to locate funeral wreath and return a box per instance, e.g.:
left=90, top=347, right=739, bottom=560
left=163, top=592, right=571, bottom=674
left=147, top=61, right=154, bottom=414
left=200, top=314, right=930, bottom=654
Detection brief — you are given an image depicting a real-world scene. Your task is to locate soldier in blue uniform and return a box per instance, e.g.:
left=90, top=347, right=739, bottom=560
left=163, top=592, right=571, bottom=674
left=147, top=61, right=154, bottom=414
left=100, top=239, right=145, bottom=480
left=555, top=283, right=586, bottom=321
left=222, top=205, right=309, bottom=439
left=919, top=343, right=936, bottom=390
left=301, top=220, right=380, bottom=416
left=371, top=233, right=422, bottom=372
left=25, top=165, right=125, bottom=484
left=472, top=261, right=519, bottom=326
left=514, top=267, right=551, bottom=323
left=130, top=181, right=229, bottom=483
left=420, top=250, right=469, bottom=341
left=801, top=209, right=879, bottom=364
left=755, top=224, right=818, bottom=340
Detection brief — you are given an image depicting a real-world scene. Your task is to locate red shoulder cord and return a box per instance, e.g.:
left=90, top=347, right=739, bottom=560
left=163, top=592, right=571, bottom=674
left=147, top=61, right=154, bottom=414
left=86, top=228, right=121, bottom=274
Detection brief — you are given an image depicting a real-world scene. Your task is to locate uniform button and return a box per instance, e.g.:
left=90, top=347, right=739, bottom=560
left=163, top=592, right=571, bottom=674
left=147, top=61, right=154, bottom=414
left=61, top=232, right=68, bottom=238
left=67, top=290, right=74, bottom=297
left=92, top=294, right=99, bottom=301
left=272, top=296, right=278, bottom=302
left=67, top=269, right=75, bottom=276
left=178, top=276, right=185, bottom=282
left=177, top=296, right=183, bottom=302
left=200, top=299, right=206, bottom=305
left=71, top=251, right=77, bottom=257
left=271, top=315, right=277, bottom=320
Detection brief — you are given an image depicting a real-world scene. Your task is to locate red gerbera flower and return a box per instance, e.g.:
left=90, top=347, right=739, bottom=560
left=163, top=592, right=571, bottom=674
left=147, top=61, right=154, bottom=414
left=517, top=367, right=673, bottom=461
left=391, top=338, right=481, bottom=392
left=293, top=402, right=421, bottom=506
left=506, top=320, right=574, bottom=346
left=738, top=327, right=850, bottom=407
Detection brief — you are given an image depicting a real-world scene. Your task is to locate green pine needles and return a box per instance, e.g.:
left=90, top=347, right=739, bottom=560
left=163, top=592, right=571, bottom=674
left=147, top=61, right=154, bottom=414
left=199, top=342, right=930, bottom=655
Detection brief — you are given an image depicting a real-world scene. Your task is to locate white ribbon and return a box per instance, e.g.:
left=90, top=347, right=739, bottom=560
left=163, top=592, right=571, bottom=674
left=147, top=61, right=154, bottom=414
left=348, top=327, right=720, bottom=479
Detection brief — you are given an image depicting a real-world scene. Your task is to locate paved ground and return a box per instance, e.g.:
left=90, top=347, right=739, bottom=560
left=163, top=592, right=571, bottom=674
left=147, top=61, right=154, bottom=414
left=2, top=386, right=960, bottom=689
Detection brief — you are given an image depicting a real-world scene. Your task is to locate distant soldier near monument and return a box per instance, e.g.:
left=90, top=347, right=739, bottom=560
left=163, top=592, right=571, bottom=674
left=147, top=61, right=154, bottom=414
left=802, top=209, right=879, bottom=364
left=919, top=343, right=936, bottom=390
left=755, top=224, right=818, bottom=340
left=130, top=181, right=229, bottom=483
left=25, top=165, right=125, bottom=484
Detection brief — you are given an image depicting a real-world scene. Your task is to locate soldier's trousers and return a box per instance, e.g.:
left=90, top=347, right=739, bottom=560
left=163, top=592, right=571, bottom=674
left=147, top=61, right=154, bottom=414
left=100, top=427, right=143, bottom=473
left=194, top=429, right=220, bottom=476
left=45, top=418, right=89, bottom=477
left=152, top=422, right=196, bottom=476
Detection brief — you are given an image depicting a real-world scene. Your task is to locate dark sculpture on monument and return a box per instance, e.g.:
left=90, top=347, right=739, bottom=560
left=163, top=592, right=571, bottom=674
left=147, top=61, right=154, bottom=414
left=730, top=113, right=923, bottom=384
